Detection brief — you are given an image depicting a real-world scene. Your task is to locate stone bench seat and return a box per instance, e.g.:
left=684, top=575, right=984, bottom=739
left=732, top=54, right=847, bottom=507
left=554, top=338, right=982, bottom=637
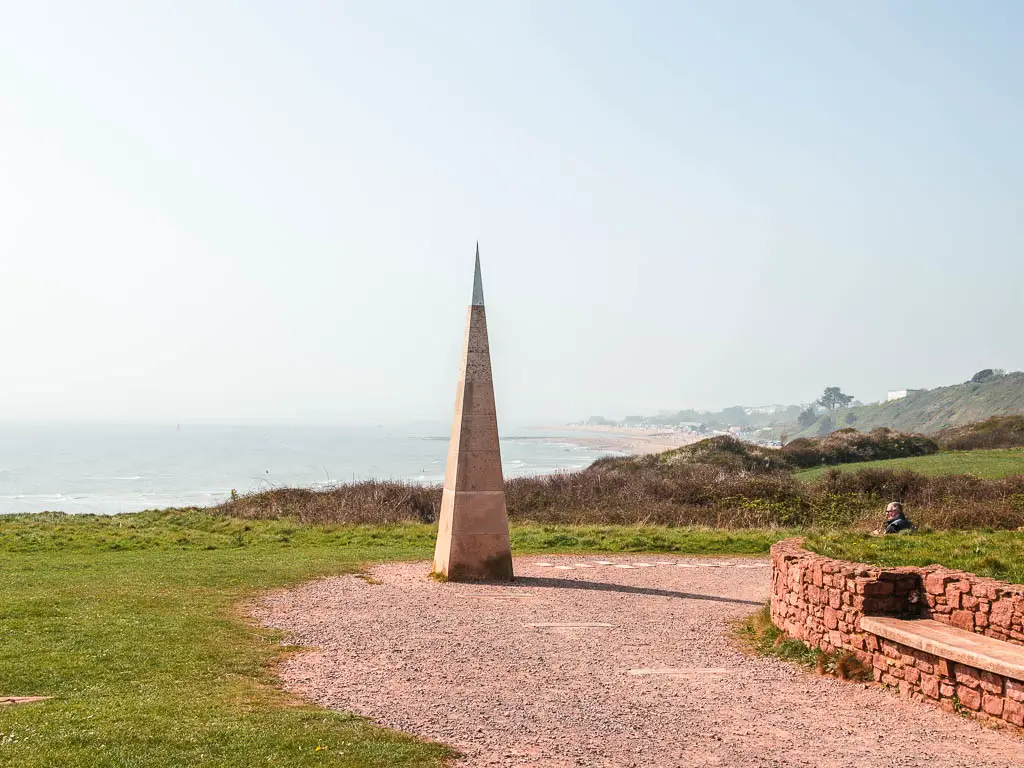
left=861, top=616, right=1024, bottom=681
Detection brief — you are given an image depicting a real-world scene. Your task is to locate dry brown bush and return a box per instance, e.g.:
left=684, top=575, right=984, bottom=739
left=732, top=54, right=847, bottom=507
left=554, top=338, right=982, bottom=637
left=782, top=428, right=939, bottom=469
left=213, top=457, right=1024, bottom=531
left=936, top=415, right=1024, bottom=451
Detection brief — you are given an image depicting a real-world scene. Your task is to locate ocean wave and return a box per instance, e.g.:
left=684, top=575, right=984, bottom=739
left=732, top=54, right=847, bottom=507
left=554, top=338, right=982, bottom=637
left=79, top=475, right=144, bottom=482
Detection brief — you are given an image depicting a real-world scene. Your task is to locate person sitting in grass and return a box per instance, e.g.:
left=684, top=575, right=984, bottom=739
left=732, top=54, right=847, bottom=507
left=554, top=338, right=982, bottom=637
left=882, top=501, right=914, bottom=534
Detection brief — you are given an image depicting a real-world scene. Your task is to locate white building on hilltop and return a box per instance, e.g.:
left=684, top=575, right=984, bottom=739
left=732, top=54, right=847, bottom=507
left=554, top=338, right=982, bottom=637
left=887, top=389, right=923, bottom=402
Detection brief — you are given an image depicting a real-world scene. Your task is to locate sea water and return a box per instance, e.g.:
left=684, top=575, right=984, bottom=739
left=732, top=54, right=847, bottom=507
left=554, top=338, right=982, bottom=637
left=0, top=424, right=616, bottom=515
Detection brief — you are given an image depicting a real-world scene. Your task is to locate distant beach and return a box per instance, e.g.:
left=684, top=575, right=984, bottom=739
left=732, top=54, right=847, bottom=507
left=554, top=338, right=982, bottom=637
left=535, top=425, right=704, bottom=455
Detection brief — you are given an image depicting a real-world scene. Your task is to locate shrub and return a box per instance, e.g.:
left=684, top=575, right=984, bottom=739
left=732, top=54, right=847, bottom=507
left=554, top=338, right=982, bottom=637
left=936, top=415, right=1024, bottom=450
left=782, top=428, right=938, bottom=468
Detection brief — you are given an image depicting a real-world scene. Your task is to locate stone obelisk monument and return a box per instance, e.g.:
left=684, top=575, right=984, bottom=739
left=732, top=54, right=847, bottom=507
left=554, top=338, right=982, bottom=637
left=431, top=245, right=514, bottom=581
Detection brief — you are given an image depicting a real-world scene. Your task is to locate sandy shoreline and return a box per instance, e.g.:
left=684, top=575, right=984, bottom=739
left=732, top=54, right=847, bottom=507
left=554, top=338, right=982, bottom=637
left=534, top=425, right=703, bottom=456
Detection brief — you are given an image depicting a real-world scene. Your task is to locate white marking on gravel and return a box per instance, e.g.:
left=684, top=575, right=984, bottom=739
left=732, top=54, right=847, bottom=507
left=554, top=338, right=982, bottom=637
left=526, top=622, right=614, bottom=628
left=613, top=564, right=635, bottom=569
left=628, top=667, right=735, bottom=676
left=462, top=594, right=536, bottom=599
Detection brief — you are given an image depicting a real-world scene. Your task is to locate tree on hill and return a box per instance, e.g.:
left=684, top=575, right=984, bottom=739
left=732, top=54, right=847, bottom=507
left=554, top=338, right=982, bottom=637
left=970, top=369, right=1005, bottom=384
left=817, top=387, right=854, bottom=411
left=797, top=406, right=818, bottom=428
left=717, top=406, right=749, bottom=427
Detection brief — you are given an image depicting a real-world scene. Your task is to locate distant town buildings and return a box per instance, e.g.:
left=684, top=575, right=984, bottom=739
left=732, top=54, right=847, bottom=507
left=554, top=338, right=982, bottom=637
left=743, top=404, right=789, bottom=416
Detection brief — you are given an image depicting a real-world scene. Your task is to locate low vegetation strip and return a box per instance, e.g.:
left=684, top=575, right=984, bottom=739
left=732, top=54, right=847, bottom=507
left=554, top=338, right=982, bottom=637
left=214, top=435, right=1024, bottom=531
left=794, top=448, right=1024, bottom=482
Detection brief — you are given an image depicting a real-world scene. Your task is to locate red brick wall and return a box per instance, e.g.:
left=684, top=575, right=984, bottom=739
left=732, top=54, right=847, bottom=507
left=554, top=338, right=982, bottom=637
left=921, top=570, right=1024, bottom=644
left=770, top=538, right=1024, bottom=732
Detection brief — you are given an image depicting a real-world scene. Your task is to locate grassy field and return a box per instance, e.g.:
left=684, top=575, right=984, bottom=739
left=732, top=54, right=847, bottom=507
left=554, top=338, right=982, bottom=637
left=806, top=530, right=1024, bottom=584
left=0, top=511, right=790, bottom=768
left=793, top=448, right=1024, bottom=482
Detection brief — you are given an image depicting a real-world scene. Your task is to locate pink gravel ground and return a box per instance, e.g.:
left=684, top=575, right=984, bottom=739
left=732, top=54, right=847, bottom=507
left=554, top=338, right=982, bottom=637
left=258, top=556, right=1024, bottom=767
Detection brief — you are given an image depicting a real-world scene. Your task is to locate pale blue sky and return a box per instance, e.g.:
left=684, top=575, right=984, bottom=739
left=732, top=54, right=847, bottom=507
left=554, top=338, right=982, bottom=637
left=1, top=1, right=1021, bottom=423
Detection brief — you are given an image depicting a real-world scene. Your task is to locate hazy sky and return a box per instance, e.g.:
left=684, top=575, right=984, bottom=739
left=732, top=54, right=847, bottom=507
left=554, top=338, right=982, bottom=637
left=2, top=1, right=1021, bottom=424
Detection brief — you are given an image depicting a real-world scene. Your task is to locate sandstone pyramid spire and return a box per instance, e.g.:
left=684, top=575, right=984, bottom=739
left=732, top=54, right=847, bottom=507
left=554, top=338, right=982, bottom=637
left=432, top=245, right=513, bottom=581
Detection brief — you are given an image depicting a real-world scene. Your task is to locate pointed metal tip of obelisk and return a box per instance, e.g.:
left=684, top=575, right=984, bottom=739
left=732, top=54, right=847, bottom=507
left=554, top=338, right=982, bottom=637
left=471, top=242, right=485, bottom=306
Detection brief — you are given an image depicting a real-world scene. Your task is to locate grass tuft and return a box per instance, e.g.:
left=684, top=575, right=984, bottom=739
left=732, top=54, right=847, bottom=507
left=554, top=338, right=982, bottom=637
left=738, top=604, right=871, bottom=681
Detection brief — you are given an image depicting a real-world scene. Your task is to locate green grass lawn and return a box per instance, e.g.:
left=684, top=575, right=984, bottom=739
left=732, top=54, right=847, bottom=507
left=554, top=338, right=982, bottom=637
left=793, top=448, right=1024, bottom=482
left=806, top=530, right=1024, bottom=584
left=0, top=511, right=791, bottom=768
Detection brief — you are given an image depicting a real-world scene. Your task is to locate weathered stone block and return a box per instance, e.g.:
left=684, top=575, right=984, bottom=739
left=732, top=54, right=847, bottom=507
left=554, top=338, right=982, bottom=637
left=982, top=694, right=1004, bottom=717
left=950, top=610, right=975, bottom=632
left=979, top=670, right=1003, bottom=695
left=953, top=663, right=980, bottom=689
left=863, top=580, right=893, bottom=596
left=945, top=584, right=962, bottom=609
left=956, top=685, right=981, bottom=711
left=925, top=573, right=951, bottom=595
left=1007, top=679, right=1024, bottom=702
left=824, top=606, right=839, bottom=630
left=991, top=600, right=1014, bottom=629
left=1004, top=698, right=1024, bottom=726
left=920, top=674, right=940, bottom=698
left=453, top=451, right=504, bottom=492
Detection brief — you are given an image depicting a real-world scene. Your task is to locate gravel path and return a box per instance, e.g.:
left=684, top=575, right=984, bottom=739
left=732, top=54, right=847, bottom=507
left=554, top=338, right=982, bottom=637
left=258, top=556, right=1024, bottom=767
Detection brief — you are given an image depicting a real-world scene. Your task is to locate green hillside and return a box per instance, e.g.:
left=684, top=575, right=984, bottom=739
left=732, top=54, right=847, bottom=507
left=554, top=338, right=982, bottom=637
left=793, top=448, right=1024, bottom=482
left=791, top=371, right=1024, bottom=438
